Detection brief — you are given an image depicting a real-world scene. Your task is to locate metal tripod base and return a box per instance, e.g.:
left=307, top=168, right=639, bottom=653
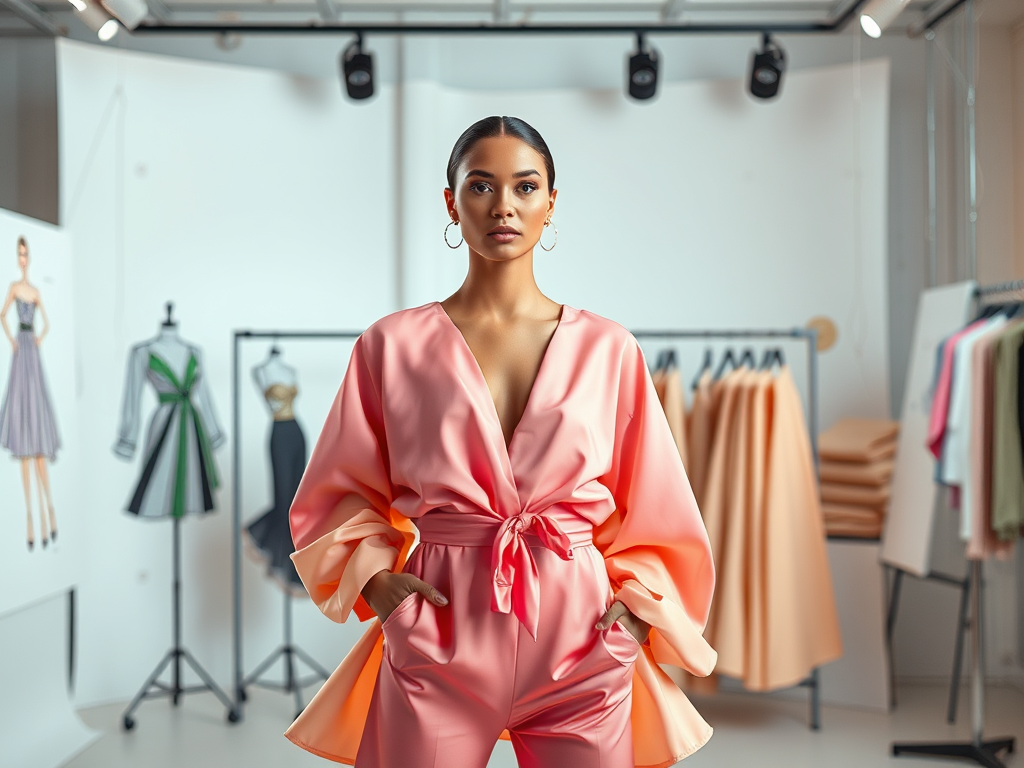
left=122, top=518, right=238, bottom=731
left=240, top=591, right=330, bottom=719
left=893, top=738, right=1015, bottom=768
left=121, top=647, right=239, bottom=731
left=241, top=643, right=330, bottom=719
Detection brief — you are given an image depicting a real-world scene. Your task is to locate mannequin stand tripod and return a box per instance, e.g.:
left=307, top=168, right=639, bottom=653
left=121, top=517, right=238, bottom=730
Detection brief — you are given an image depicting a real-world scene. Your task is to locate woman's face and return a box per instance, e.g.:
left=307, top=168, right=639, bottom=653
left=17, top=243, right=28, bottom=271
left=445, top=136, right=556, bottom=262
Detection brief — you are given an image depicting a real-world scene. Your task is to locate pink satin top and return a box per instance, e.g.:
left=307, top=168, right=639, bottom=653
left=287, top=302, right=717, bottom=767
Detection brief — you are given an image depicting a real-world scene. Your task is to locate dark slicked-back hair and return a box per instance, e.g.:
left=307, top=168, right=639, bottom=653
left=446, top=116, right=555, bottom=191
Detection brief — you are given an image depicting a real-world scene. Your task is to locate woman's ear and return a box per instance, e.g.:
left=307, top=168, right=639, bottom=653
left=547, top=188, right=558, bottom=218
left=443, top=187, right=457, bottom=220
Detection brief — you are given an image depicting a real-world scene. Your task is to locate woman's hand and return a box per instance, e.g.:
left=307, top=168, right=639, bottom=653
left=34, top=335, right=42, bottom=348
left=596, top=600, right=651, bottom=645
left=362, top=569, right=449, bottom=623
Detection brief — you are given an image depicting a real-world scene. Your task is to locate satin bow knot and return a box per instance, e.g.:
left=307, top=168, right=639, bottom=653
left=490, top=512, right=576, bottom=640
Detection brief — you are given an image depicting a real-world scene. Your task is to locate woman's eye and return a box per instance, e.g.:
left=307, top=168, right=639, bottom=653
left=469, top=182, right=491, bottom=193
left=519, top=183, right=538, bottom=193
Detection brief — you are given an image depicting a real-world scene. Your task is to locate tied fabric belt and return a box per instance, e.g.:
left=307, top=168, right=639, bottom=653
left=151, top=354, right=219, bottom=518
left=19, top=323, right=32, bottom=331
left=415, top=510, right=594, bottom=640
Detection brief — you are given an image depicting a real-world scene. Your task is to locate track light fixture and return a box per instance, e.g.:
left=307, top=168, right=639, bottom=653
left=858, top=0, right=912, bottom=38
left=340, top=34, right=375, bottom=101
left=627, top=33, right=659, bottom=101
left=73, top=0, right=120, bottom=41
left=99, top=0, right=149, bottom=31
left=749, top=33, right=786, bottom=100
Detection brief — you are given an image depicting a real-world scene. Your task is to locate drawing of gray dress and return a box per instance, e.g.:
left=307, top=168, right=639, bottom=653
left=114, top=341, right=225, bottom=518
left=0, top=299, right=61, bottom=460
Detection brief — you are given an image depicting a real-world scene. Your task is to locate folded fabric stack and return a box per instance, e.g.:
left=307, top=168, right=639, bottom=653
left=818, top=418, right=899, bottom=539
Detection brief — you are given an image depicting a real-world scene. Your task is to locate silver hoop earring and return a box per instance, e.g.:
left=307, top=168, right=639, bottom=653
left=540, top=221, right=558, bottom=252
left=444, top=220, right=463, bottom=249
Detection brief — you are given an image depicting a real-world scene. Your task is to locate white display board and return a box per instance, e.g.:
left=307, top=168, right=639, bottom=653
left=882, top=281, right=976, bottom=576
left=0, top=208, right=84, bottom=618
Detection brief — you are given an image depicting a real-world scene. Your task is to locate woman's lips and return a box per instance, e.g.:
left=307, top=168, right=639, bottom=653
left=488, top=231, right=520, bottom=243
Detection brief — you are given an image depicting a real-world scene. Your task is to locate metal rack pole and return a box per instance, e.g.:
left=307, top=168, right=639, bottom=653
left=232, top=330, right=363, bottom=718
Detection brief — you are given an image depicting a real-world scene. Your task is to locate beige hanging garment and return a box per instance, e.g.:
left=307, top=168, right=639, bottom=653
left=686, top=371, right=716, bottom=507
left=705, top=370, right=756, bottom=681
left=743, top=372, right=773, bottom=689
left=754, top=368, right=843, bottom=691
left=654, top=365, right=689, bottom=469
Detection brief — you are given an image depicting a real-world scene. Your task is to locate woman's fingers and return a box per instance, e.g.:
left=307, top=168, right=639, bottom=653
left=410, top=576, right=448, bottom=606
left=595, top=600, right=628, bottom=630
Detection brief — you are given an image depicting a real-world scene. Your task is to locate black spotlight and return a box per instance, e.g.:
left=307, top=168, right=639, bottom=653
left=627, top=33, right=659, bottom=101
left=341, top=34, right=374, bottom=101
left=749, top=33, right=786, bottom=100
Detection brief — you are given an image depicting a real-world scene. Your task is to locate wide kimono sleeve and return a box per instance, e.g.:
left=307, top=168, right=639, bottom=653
left=596, top=335, right=718, bottom=678
left=289, top=333, right=417, bottom=624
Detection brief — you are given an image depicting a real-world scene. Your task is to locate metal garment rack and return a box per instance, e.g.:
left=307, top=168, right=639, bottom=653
left=231, top=330, right=363, bottom=720
left=632, top=327, right=823, bottom=730
left=230, top=326, right=823, bottom=728
left=890, top=279, right=1022, bottom=767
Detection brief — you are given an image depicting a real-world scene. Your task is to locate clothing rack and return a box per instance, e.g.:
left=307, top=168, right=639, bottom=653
left=632, top=327, right=823, bottom=731
left=890, top=280, right=1021, bottom=767
left=231, top=330, right=363, bottom=720
left=230, top=326, right=824, bottom=730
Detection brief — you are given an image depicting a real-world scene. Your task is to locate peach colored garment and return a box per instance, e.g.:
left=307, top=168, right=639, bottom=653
left=818, top=418, right=898, bottom=462
left=692, top=368, right=841, bottom=692
left=654, top=367, right=689, bottom=470
left=820, top=482, right=891, bottom=509
left=966, top=326, right=1015, bottom=561
left=818, top=459, right=894, bottom=487
left=758, top=369, right=843, bottom=689
left=685, top=372, right=716, bottom=507
left=704, top=371, right=756, bottom=681
left=285, top=303, right=717, bottom=767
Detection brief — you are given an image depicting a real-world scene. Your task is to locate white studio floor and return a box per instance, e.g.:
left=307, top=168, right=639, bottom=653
left=65, top=682, right=1024, bottom=768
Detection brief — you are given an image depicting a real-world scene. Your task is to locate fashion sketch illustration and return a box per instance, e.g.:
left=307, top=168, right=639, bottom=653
left=113, top=305, right=225, bottom=519
left=0, top=236, right=61, bottom=552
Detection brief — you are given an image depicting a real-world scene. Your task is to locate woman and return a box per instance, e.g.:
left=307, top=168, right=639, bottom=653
left=0, top=236, right=61, bottom=550
left=286, top=117, right=716, bottom=768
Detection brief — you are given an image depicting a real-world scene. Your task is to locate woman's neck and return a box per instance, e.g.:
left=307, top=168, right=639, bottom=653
left=453, top=249, right=547, bottom=319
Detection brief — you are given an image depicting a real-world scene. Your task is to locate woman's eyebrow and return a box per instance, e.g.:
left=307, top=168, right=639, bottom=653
left=464, top=169, right=541, bottom=179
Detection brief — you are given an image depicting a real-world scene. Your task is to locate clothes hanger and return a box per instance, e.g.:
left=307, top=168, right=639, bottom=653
left=761, top=348, right=786, bottom=371
left=663, top=348, right=677, bottom=371
left=738, top=347, right=756, bottom=369
left=691, top=347, right=714, bottom=390
left=713, top=347, right=738, bottom=380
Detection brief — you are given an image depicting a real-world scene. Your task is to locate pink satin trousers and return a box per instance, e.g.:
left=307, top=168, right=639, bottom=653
left=356, top=512, right=641, bottom=768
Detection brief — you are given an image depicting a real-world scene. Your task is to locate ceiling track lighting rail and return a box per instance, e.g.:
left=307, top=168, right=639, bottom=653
left=132, top=0, right=873, bottom=36
left=0, top=0, right=61, bottom=35
left=906, top=0, right=969, bottom=36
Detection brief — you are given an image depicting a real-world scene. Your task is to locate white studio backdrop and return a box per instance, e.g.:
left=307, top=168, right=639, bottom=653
left=57, top=38, right=398, bottom=708
left=400, top=59, right=893, bottom=431
left=55, top=38, right=897, bottom=717
left=0, top=597, right=98, bottom=768
left=0, top=207, right=84, bottom=618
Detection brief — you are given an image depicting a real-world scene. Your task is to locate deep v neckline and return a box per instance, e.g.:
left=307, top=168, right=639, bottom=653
left=435, top=301, right=566, bottom=459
